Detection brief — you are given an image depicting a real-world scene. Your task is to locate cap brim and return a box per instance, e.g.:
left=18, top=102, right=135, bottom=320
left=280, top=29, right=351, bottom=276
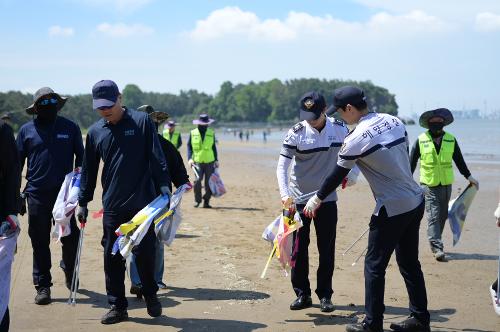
left=325, top=105, right=337, bottom=115
left=299, top=110, right=321, bottom=121
left=93, top=99, right=116, bottom=110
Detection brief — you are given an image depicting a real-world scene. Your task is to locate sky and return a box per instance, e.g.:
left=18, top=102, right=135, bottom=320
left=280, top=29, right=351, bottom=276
left=1, top=0, right=500, bottom=116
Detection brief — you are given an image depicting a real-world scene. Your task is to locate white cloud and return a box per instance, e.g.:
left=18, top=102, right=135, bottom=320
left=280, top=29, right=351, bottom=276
left=96, top=22, right=154, bottom=37
left=188, top=7, right=449, bottom=42
left=475, top=12, right=500, bottom=31
left=48, top=25, right=74, bottom=37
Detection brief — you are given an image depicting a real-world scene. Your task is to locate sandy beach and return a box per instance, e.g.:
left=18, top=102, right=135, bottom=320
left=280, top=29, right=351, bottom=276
left=8, top=136, right=500, bottom=332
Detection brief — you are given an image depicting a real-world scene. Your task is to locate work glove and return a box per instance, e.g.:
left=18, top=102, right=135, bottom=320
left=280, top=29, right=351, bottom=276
left=214, top=161, right=219, bottom=168
left=188, top=159, right=195, bottom=167
left=281, top=196, right=296, bottom=215
left=345, top=171, right=358, bottom=187
left=160, top=186, right=171, bottom=198
left=303, top=194, right=322, bottom=219
left=184, top=182, right=193, bottom=192
left=19, top=192, right=27, bottom=216
left=74, top=166, right=81, bottom=173
left=421, top=185, right=430, bottom=196
left=494, top=203, right=500, bottom=227
left=0, top=215, right=20, bottom=237
left=76, top=206, right=88, bottom=224
left=467, top=175, right=479, bottom=190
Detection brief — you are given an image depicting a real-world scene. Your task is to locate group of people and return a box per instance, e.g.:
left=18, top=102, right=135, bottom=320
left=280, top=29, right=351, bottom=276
left=0, top=81, right=493, bottom=332
left=0, top=79, right=219, bottom=329
left=277, top=86, right=481, bottom=332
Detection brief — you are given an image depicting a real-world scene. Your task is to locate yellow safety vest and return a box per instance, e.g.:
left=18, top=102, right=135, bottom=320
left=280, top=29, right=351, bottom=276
left=163, top=129, right=180, bottom=149
left=418, top=131, right=455, bottom=186
left=190, top=128, right=215, bottom=163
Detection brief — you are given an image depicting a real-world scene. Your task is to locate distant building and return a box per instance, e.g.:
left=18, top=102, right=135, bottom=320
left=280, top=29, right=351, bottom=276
left=451, top=109, right=480, bottom=119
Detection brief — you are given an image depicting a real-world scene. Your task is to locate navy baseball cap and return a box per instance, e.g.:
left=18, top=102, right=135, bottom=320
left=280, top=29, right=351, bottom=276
left=92, top=80, right=120, bottom=110
left=332, top=86, right=366, bottom=109
left=299, top=91, right=326, bottom=121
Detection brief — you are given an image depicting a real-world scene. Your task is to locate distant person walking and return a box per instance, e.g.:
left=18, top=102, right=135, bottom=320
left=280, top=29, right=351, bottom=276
left=187, top=114, right=218, bottom=208
left=410, top=108, right=479, bottom=261
left=239, top=131, right=243, bottom=142
left=163, top=120, right=182, bottom=150
left=16, top=87, right=83, bottom=305
left=77, top=80, right=171, bottom=324
left=263, top=130, right=267, bottom=143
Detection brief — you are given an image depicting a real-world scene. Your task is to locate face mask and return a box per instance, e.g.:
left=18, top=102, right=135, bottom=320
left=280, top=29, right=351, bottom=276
left=428, top=122, right=444, bottom=137
left=36, top=104, right=58, bottom=123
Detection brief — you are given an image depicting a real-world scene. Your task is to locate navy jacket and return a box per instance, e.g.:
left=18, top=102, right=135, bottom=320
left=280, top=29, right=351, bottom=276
left=16, top=116, right=84, bottom=210
left=0, top=120, right=20, bottom=219
left=79, top=108, right=170, bottom=214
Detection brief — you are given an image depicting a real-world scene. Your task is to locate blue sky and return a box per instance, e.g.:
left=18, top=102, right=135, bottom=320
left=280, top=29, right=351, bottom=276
left=1, top=0, right=500, bottom=116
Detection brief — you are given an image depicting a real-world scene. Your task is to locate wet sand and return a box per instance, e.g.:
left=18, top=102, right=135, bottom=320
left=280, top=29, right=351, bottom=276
left=8, top=137, right=500, bottom=331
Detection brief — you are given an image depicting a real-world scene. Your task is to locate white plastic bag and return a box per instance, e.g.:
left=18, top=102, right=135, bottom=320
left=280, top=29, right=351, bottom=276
left=52, top=170, right=81, bottom=241
left=208, top=168, right=226, bottom=198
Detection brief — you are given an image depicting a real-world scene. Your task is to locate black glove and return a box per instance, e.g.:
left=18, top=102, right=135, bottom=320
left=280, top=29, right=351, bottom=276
left=19, top=192, right=27, bottom=216
left=76, top=206, right=88, bottom=223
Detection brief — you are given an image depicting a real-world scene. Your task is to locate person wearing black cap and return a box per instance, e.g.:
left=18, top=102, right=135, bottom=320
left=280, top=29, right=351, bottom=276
left=77, top=80, right=171, bottom=324
left=163, top=120, right=182, bottom=150
left=130, top=105, right=191, bottom=294
left=410, top=108, right=478, bottom=262
left=187, top=114, right=218, bottom=208
left=16, top=87, right=84, bottom=305
left=304, top=86, right=430, bottom=332
left=277, top=91, right=358, bottom=313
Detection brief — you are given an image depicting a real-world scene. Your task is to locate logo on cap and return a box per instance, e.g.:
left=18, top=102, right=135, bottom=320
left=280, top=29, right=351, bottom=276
left=304, top=98, right=315, bottom=109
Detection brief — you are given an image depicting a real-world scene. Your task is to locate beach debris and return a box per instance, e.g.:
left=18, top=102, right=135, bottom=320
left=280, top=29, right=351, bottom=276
left=448, top=184, right=478, bottom=246
left=52, top=169, right=81, bottom=242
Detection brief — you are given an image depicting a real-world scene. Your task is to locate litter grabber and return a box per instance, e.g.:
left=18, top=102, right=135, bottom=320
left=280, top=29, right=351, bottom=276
left=351, top=246, right=368, bottom=267
left=342, top=227, right=369, bottom=256
left=68, top=221, right=85, bottom=306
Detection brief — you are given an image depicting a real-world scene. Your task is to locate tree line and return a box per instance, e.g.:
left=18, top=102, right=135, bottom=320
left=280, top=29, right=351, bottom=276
left=0, top=78, right=398, bottom=131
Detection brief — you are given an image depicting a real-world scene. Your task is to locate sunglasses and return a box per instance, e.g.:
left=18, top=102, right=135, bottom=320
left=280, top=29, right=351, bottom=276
left=38, top=98, right=58, bottom=106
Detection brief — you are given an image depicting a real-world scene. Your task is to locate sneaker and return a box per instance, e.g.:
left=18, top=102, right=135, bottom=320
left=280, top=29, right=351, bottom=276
left=101, top=305, right=128, bottom=324
left=319, top=297, right=335, bottom=312
left=34, top=287, right=51, bottom=305
left=289, top=295, right=312, bottom=310
left=390, top=316, right=431, bottom=332
left=145, top=294, right=162, bottom=317
left=434, top=250, right=446, bottom=262
left=157, top=281, right=167, bottom=289
left=346, top=322, right=382, bottom=332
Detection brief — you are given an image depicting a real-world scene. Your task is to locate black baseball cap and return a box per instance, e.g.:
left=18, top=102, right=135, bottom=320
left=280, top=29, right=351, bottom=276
left=332, top=86, right=366, bottom=110
left=299, top=91, right=326, bottom=121
left=92, top=80, right=120, bottom=110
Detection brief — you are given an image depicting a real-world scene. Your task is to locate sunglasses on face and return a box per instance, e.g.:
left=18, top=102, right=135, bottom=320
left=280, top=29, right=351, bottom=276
left=38, top=98, right=58, bottom=106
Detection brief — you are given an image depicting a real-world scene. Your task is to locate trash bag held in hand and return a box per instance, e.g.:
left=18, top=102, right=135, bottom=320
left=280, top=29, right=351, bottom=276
left=208, top=168, right=226, bottom=198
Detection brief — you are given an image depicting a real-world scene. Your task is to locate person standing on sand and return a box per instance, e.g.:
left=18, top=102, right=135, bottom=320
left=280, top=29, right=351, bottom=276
left=277, top=91, right=358, bottom=313
left=16, top=87, right=83, bottom=305
left=304, top=86, right=430, bottom=332
left=163, top=120, right=182, bottom=150
left=410, top=108, right=479, bottom=262
left=129, top=105, right=191, bottom=295
left=187, top=114, right=218, bottom=208
left=77, top=80, right=171, bottom=324
left=0, top=118, right=21, bottom=332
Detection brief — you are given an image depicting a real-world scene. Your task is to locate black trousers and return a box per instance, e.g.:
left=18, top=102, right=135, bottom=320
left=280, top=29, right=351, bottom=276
left=28, top=211, right=79, bottom=288
left=363, top=201, right=430, bottom=330
left=0, top=307, right=8, bottom=332
left=292, top=201, right=337, bottom=300
left=193, top=162, right=215, bottom=203
left=102, top=210, right=158, bottom=309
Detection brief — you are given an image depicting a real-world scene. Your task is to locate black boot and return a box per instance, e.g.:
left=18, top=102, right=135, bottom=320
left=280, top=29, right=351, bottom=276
left=130, top=284, right=143, bottom=299
left=101, top=305, right=128, bottom=324
left=145, top=294, right=162, bottom=317
left=319, top=298, right=335, bottom=312
left=390, top=316, right=431, bottom=332
left=289, top=295, right=312, bottom=310
left=34, top=287, right=51, bottom=305
left=346, top=322, right=382, bottom=332
left=203, top=200, right=212, bottom=208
